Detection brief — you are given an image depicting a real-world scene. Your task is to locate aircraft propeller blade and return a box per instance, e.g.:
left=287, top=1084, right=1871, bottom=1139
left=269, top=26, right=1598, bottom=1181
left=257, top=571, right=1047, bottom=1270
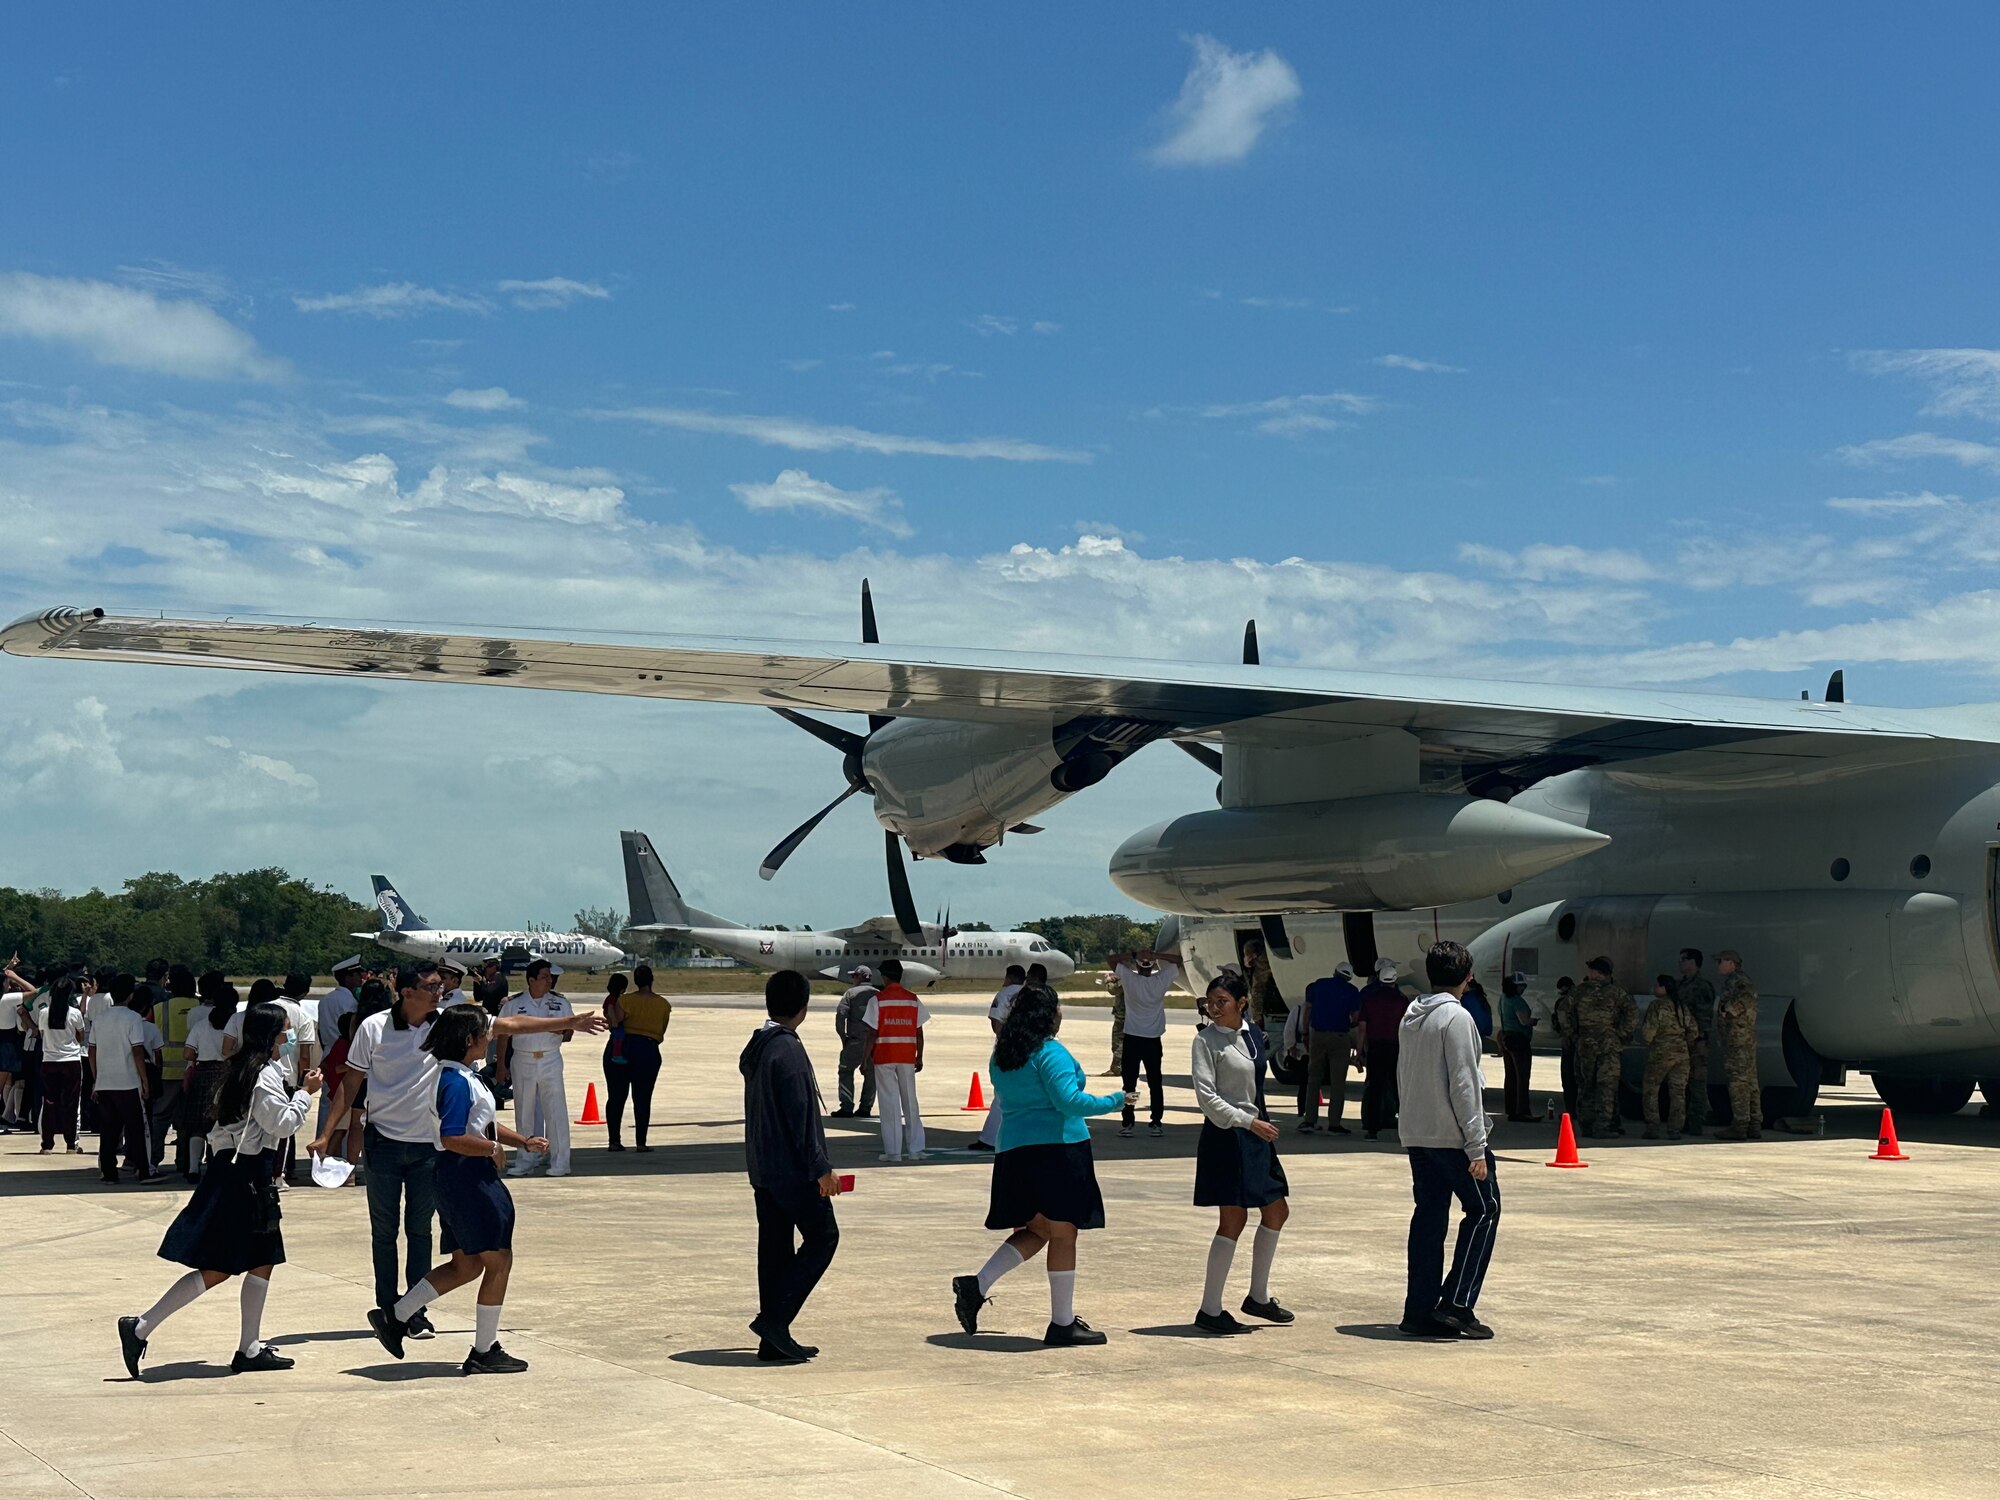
left=885, top=829, right=924, bottom=943
left=1242, top=619, right=1260, bottom=666
left=862, top=578, right=893, bottom=733
left=769, top=706, right=866, bottom=761
left=1176, top=740, right=1224, bottom=774
left=758, top=783, right=865, bottom=881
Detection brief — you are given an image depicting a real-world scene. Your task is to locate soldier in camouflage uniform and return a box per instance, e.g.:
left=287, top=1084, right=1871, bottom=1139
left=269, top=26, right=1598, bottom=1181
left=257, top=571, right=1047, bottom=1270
left=1676, top=948, right=1717, bottom=1133
left=1552, top=976, right=1580, bottom=1120
left=1641, top=974, right=1700, bottom=1138
left=1102, top=970, right=1125, bottom=1076
left=1244, top=939, right=1281, bottom=1030
left=1712, top=949, right=1762, bottom=1139
left=1571, top=957, right=1638, bottom=1136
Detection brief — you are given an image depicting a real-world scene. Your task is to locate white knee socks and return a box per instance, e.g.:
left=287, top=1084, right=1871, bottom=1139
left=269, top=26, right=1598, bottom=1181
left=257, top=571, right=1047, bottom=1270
left=136, top=1270, right=207, bottom=1337
left=475, top=1302, right=502, bottom=1352
left=394, top=1277, right=440, bottom=1323
left=1048, top=1269, right=1076, bottom=1327
left=1201, top=1235, right=1237, bottom=1317
left=238, top=1273, right=270, bottom=1356
left=1250, top=1225, right=1281, bottom=1303
left=976, top=1243, right=1024, bottom=1295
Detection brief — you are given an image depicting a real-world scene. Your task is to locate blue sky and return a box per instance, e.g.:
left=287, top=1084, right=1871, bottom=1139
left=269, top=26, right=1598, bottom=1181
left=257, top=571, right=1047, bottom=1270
left=5, top=7, right=2000, bottom=931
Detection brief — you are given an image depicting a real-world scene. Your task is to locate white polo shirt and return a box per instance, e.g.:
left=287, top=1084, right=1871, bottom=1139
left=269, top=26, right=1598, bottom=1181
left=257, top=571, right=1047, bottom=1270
left=317, top=984, right=358, bottom=1047
left=1114, top=961, right=1180, bottom=1039
left=344, top=1007, right=440, bottom=1145
left=500, top=991, right=573, bottom=1058
left=988, top=983, right=1024, bottom=1025
left=225, top=998, right=318, bottom=1080
left=91, top=1004, right=149, bottom=1090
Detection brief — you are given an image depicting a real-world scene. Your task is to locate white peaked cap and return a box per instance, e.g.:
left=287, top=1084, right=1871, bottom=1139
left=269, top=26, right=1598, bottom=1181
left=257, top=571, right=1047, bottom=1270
left=1375, top=957, right=1399, bottom=979
left=332, top=955, right=366, bottom=973
left=1334, top=961, right=1356, bottom=978
left=435, top=954, right=469, bottom=975
left=851, top=966, right=872, bottom=979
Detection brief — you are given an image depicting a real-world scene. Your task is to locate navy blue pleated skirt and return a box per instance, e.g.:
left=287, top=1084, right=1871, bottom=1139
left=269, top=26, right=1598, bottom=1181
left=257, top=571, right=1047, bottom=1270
left=159, top=1148, right=284, bottom=1273
left=438, top=1151, right=515, bottom=1255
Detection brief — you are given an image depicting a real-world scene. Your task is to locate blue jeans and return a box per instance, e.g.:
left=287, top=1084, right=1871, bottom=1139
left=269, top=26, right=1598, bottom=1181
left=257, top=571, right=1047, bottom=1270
left=1404, top=1146, right=1501, bottom=1323
left=364, top=1126, right=437, bottom=1310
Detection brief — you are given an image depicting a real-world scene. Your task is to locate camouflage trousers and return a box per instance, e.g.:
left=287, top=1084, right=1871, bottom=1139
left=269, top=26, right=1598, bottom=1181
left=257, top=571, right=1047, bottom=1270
left=1577, top=1043, right=1623, bottom=1133
left=1109, top=996, right=1126, bottom=1074
left=1643, top=1052, right=1689, bottom=1132
left=1723, top=1042, right=1760, bottom=1133
left=1684, top=1045, right=1711, bottom=1131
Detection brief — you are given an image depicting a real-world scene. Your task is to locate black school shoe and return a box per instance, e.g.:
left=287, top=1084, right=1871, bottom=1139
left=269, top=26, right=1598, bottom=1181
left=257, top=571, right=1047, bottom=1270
left=367, top=1307, right=408, bottom=1360
left=749, top=1315, right=815, bottom=1361
left=1433, top=1303, right=1494, bottom=1340
left=117, top=1315, right=147, bottom=1379
left=1043, top=1317, right=1107, bottom=1347
left=1397, top=1315, right=1462, bottom=1340
left=1194, top=1309, right=1249, bottom=1335
left=1240, top=1295, right=1295, bottom=1324
left=406, top=1309, right=436, bottom=1339
left=230, top=1345, right=296, bottom=1373
left=462, top=1342, right=529, bottom=1374
left=952, top=1274, right=988, bottom=1335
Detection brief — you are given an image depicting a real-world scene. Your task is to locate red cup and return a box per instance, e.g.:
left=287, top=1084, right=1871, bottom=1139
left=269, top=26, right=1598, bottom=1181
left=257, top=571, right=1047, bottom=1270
left=837, top=1173, right=856, bottom=1193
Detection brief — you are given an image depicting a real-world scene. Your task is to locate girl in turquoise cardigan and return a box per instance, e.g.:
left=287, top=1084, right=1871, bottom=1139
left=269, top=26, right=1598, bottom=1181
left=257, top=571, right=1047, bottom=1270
left=951, top=985, right=1127, bottom=1347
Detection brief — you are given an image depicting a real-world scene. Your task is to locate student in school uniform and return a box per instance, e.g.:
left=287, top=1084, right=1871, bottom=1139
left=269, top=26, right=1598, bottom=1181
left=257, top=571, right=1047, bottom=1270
left=179, top=984, right=236, bottom=1182
left=33, top=975, right=89, bottom=1154
left=971, top=965, right=1029, bottom=1153
left=367, top=1004, right=546, bottom=1375
left=0, top=967, right=25, bottom=1134
left=1189, top=970, right=1294, bottom=1334
left=118, top=1002, right=322, bottom=1379
left=91, top=974, right=155, bottom=1184
left=499, top=960, right=576, bottom=1177
left=953, top=982, right=1128, bottom=1347
left=861, top=959, right=930, bottom=1163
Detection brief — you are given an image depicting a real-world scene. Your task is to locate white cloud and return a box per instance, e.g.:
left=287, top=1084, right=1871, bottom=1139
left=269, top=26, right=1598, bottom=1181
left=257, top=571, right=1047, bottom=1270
left=729, top=468, right=912, bottom=536
left=1458, top=543, right=1657, bottom=584
left=444, top=386, right=524, bottom=412
left=1854, top=348, right=2000, bottom=422
left=294, top=282, right=490, bottom=318
left=0, top=271, right=286, bottom=381
left=496, top=276, right=611, bottom=311
left=597, top=405, right=1091, bottom=462
left=1150, top=34, right=1301, bottom=167
left=1197, top=392, right=1377, bottom=437
left=1377, top=354, right=1467, bottom=374
left=1835, top=432, right=2000, bottom=474
left=1825, top=490, right=1954, bottom=515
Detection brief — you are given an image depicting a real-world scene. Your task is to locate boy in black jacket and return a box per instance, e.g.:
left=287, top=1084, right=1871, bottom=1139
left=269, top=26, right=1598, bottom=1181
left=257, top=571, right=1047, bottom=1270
left=739, top=970, right=843, bottom=1362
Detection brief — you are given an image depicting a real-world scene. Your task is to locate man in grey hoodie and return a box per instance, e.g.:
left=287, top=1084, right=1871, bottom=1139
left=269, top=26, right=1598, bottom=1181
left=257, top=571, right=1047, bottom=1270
left=1395, top=940, right=1500, bottom=1340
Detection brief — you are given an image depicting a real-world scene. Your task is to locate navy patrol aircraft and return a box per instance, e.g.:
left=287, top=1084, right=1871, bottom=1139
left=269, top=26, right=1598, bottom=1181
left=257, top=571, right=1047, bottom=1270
left=358, top=874, right=629, bottom=972
left=12, top=593, right=2000, bottom=1119
left=620, top=829, right=1072, bottom=987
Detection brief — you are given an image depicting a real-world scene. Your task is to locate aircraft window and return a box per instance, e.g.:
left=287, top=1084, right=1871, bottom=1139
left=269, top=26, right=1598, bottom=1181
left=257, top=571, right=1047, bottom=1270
left=1497, top=889, right=1513, bottom=906
left=1556, top=913, right=1577, bottom=943
left=1911, top=854, right=1932, bottom=880
left=1830, top=857, right=1851, bottom=883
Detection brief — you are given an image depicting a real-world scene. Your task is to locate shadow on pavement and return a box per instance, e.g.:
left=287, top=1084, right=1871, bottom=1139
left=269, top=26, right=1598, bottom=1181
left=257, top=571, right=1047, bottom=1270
left=1129, top=1323, right=1246, bottom=1340
left=922, top=1332, right=1047, bottom=1353
left=1336, top=1323, right=1443, bottom=1342
left=670, top=1347, right=771, bottom=1367
left=109, top=1361, right=235, bottom=1382
left=343, top=1361, right=464, bottom=1380
left=266, top=1328, right=383, bottom=1346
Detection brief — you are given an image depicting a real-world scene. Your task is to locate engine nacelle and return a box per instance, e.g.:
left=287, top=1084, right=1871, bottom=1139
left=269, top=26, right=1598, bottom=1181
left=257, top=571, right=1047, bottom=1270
left=1109, top=792, right=1610, bottom=915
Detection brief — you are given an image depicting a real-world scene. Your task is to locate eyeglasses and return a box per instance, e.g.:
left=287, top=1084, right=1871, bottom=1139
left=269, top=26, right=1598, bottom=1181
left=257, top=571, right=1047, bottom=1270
left=414, top=980, right=444, bottom=992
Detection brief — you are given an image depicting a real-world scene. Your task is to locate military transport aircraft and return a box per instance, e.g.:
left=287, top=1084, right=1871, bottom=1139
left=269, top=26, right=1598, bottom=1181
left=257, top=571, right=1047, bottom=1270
left=620, top=828, right=1072, bottom=987
left=11, top=593, right=2000, bottom=1120
left=358, top=874, right=629, bottom=972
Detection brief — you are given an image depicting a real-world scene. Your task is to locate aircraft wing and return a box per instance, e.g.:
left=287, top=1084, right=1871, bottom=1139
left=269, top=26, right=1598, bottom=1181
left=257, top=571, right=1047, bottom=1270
left=7, top=605, right=1994, bottom=790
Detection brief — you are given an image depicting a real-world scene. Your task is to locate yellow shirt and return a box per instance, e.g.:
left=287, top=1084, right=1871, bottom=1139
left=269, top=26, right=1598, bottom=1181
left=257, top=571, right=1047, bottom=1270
left=617, top=991, right=671, bottom=1042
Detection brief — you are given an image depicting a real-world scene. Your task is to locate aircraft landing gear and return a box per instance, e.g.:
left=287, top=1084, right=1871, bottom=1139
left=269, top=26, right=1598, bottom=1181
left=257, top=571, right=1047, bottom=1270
left=1870, top=1074, right=1976, bottom=1116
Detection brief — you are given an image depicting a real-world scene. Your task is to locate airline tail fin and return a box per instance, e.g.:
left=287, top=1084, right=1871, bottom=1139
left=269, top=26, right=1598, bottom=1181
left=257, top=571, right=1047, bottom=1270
left=369, top=875, right=429, bottom=933
left=622, top=830, right=741, bottom=931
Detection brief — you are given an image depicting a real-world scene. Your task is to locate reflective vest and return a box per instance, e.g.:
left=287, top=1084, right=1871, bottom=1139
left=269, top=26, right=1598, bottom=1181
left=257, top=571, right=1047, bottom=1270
left=872, top=986, right=922, bottom=1066
left=160, top=995, right=197, bottom=1082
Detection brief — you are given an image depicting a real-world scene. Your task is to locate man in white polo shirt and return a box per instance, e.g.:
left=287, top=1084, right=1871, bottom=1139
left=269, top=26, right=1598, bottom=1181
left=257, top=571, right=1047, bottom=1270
left=309, top=960, right=601, bottom=1331
left=1111, top=947, right=1181, bottom=1140
left=500, top=960, right=575, bottom=1177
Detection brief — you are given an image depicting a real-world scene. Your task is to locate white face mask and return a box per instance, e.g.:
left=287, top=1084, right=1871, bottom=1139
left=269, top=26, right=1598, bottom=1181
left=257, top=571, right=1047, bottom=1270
left=279, top=1030, right=299, bottom=1073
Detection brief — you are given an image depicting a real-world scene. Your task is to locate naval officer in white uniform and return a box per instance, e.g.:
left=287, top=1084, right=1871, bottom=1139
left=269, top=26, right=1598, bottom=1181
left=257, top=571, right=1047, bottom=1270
left=499, top=960, right=574, bottom=1177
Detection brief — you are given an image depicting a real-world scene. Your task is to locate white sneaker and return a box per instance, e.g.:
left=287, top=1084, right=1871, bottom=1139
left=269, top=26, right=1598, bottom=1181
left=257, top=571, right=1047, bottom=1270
left=907, top=1151, right=929, bottom=1161
left=546, top=1168, right=571, bottom=1177
left=878, top=1152, right=901, bottom=1162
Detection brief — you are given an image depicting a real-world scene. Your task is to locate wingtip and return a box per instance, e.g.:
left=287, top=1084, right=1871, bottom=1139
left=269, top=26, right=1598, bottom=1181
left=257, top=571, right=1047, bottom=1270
left=0, top=605, right=104, bottom=655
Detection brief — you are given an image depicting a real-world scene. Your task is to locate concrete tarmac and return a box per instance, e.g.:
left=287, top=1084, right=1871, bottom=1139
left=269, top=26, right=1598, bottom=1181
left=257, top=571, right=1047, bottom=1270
left=2, top=997, right=1994, bottom=1499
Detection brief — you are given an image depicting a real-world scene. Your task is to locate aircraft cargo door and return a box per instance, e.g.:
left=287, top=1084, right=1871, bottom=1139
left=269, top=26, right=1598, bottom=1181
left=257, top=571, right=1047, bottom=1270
left=1889, top=892, right=1980, bottom=1033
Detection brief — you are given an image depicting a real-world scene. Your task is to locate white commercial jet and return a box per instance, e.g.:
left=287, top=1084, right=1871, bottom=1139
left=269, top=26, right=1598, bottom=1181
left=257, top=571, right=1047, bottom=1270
left=620, top=829, right=1072, bottom=987
left=13, top=591, right=2000, bottom=1119
left=358, top=874, right=628, bottom=972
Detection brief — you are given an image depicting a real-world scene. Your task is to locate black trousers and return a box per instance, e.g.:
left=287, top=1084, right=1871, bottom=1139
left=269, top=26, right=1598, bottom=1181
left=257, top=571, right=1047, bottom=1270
left=97, top=1088, right=148, bottom=1178
left=1121, top=1034, right=1164, bottom=1126
left=1403, top=1147, right=1501, bottom=1323
left=40, top=1059, right=81, bottom=1149
left=754, top=1183, right=840, bottom=1331
left=148, top=1077, right=184, bottom=1168
left=1500, top=1033, right=1534, bottom=1120
left=1361, top=1041, right=1400, bottom=1135
left=605, top=1035, right=663, bottom=1145
left=1560, top=1044, right=1579, bottom=1119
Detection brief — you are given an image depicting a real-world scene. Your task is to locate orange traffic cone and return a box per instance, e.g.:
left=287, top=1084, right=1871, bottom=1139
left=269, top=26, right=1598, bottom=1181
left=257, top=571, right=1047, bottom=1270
left=1546, top=1112, right=1589, bottom=1169
left=962, top=1073, right=987, bottom=1112
left=575, top=1082, right=605, bottom=1127
left=1869, top=1107, right=1909, bottom=1161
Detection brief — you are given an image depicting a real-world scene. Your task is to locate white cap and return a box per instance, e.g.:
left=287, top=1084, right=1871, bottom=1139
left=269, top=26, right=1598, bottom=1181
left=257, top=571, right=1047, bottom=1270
left=1334, top=961, right=1355, bottom=978
left=1375, top=958, right=1399, bottom=980
left=435, top=954, right=469, bottom=976
left=850, top=966, right=872, bottom=980
left=1509, top=970, right=1528, bottom=988
left=332, top=955, right=366, bottom=974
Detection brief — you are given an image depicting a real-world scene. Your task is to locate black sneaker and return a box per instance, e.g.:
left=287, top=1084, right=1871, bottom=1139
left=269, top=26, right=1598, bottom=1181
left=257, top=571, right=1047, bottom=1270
left=1148, top=1122, right=1165, bottom=1139
left=1296, top=1119, right=1317, bottom=1133
left=968, top=1140, right=995, bottom=1152
left=1327, top=1124, right=1352, bottom=1135
left=953, top=1274, right=989, bottom=1334
left=607, top=1140, right=626, bottom=1152
left=1194, top=1309, right=1249, bottom=1335
left=1118, top=1122, right=1134, bottom=1139
left=117, top=1315, right=148, bottom=1379
left=831, top=1106, right=854, bottom=1118
left=230, top=1345, right=296, bottom=1372
left=1434, top=1303, right=1494, bottom=1340
left=368, top=1307, right=408, bottom=1360
left=462, top=1342, right=529, bottom=1375
left=1240, top=1295, right=1295, bottom=1324
left=1397, top=1315, right=1461, bottom=1340
left=749, top=1315, right=813, bottom=1362
left=1043, top=1316, right=1108, bottom=1347
left=406, top=1309, right=436, bottom=1340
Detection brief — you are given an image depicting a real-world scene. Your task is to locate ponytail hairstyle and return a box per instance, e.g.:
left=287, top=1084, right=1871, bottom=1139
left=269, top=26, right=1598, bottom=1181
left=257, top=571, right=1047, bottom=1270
left=247, top=977, right=280, bottom=1007
left=422, top=1002, right=490, bottom=1065
left=993, top=983, right=1062, bottom=1073
left=206, top=982, right=240, bottom=1033
left=211, top=1002, right=288, bottom=1127
left=45, top=974, right=77, bottom=1031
